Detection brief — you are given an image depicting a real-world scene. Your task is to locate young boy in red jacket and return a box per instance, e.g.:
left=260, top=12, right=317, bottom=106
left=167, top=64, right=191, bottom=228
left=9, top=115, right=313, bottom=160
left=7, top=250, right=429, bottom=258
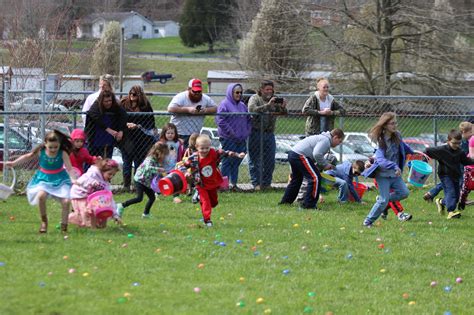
left=181, top=135, right=245, bottom=227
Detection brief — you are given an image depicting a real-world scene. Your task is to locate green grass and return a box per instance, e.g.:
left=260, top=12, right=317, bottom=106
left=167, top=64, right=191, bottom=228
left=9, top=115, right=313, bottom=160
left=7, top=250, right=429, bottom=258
left=0, top=187, right=473, bottom=314
left=125, top=37, right=233, bottom=55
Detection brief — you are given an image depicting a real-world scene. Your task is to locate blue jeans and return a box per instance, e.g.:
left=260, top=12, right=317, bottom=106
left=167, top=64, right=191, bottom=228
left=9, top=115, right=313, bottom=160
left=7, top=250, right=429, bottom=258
left=428, top=182, right=443, bottom=198
left=439, top=175, right=460, bottom=212
left=366, top=176, right=409, bottom=222
left=333, top=177, right=349, bottom=202
left=220, top=138, right=247, bottom=186
left=248, top=131, right=275, bottom=187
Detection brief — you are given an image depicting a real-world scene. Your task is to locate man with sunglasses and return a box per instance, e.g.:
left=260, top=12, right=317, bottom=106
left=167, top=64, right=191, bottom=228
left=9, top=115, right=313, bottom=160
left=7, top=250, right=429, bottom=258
left=168, top=78, right=217, bottom=147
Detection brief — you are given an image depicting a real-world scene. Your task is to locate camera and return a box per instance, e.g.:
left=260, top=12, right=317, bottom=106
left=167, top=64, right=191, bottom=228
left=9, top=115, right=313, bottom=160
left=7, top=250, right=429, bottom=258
left=274, top=97, right=284, bottom=104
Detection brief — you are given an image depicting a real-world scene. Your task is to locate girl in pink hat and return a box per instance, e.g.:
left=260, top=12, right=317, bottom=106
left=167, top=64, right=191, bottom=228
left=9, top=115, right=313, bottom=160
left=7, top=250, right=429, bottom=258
left=69, top=128, right=98, bottom=176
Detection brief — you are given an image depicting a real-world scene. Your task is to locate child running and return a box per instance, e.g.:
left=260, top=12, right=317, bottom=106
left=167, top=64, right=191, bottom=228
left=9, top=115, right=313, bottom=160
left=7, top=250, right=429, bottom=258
left=69, top=159, right=120, bottom=228
left=117, top=142, right=169, bottom=219
left=159, top=123, right=185, bottom=203
left=425, top=129, right=474, bottom=219
left=69, top=128, right=98, bottom=176
left=181, top=135, right=245, bottom=227
left=5, top=130, right=76, bottom=233
left=183, top=133, right=200, bottom=203
left=361, top=112, right=415, bottom=227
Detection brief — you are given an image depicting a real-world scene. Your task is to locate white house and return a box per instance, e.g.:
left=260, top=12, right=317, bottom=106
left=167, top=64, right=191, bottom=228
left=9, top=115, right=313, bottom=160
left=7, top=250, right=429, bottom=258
left=76, top=11, right=179, bottom=40
left=76, top=11, right=154, bottom=39
left=152, top=20, right=180, bottom=38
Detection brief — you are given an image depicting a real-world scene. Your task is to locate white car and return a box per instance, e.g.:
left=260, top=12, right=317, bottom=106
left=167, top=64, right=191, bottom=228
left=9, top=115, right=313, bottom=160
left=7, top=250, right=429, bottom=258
left=330, top=144, right=369, bottom=163
left=200, top=127, right=221, bottom=149
left=9, top=97, right=68, bottom=112
left=344, top=132, right=376, bottom=148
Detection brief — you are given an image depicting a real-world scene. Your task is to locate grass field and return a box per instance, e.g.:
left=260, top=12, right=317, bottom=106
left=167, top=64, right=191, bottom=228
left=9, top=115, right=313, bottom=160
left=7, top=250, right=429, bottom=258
left=0, top=186, right=473, bottom=314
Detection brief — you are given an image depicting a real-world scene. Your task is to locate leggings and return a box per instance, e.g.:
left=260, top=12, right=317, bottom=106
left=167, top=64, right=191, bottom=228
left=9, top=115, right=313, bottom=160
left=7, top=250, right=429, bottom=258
left=122, top=182, right=156, bottom=215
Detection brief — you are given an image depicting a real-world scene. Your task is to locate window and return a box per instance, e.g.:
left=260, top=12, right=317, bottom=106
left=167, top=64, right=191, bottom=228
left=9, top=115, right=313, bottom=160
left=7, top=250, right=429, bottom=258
left=143, top=25, right=146, bottom=31
left=154, top=29, right=159, bottom=34
left=99, top=24, right=104, bottom=33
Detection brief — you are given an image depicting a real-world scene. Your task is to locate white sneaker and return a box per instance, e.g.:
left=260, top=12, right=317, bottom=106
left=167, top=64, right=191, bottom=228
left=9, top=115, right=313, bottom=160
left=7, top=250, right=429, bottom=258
left=116, top=203, right=124, bottom=218
left=397, top=212, right=412, bottom=222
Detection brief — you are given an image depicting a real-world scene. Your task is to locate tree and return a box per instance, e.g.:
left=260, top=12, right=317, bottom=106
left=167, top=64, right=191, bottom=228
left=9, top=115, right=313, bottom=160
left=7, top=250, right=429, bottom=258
left=239, top=0, right=315, bottom=91
left=179, top=0, right=236, bottom=53
left=314, top=0, right=474, bottom=95
left=90, top=21, right=121, bottom=76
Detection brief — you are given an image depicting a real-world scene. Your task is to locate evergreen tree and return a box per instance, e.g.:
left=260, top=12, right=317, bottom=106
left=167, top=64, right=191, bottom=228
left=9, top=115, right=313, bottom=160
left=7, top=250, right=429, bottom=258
left=179, top=0, right=235, bottom=53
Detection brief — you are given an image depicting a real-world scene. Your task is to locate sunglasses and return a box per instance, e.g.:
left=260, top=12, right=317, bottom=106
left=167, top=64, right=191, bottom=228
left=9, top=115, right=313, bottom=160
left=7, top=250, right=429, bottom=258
left=130, top=93, right=137, bottom=96
left=234, top=91, right=242, bottom=94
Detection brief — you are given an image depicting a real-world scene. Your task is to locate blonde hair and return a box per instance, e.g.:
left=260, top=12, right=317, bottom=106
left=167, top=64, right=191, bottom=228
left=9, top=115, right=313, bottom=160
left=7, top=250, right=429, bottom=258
left=188, top=133, right=200, bottom=150
left=196, top=134, right=211, bottom=147
left=148, top=142, right=169, bottom=162
left=459, top=121, right=472, bottom=133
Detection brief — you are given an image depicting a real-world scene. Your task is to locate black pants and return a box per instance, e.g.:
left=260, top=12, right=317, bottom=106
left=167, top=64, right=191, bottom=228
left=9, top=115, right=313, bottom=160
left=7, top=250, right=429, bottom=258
left=122, top=182, right=156, bottom=215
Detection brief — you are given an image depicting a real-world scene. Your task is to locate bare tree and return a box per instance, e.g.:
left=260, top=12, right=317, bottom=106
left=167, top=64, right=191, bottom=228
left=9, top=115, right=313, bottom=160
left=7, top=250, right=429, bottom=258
left=314, top=0, right=474, bottom=95
left=239, top=0, right=316, bottom=91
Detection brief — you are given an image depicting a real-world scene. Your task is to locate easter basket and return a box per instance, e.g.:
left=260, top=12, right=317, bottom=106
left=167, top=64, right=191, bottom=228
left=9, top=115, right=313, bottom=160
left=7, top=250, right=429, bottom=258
left=0, top=166, right=16, bottom=200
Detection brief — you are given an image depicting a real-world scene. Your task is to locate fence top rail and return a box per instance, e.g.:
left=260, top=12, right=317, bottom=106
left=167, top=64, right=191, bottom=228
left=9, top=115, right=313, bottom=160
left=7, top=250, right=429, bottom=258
left=6, top=89, right=474, bottom=100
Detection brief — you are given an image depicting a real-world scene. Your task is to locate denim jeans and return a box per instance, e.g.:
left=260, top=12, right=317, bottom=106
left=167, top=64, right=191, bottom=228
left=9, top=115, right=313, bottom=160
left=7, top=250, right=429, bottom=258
left=428, top=182, right=443, bottom=198
left=220, top=138, right=247, bottom=186
left=439, top=175, right=460, bottom=212
left=122, top=149, right=147, bottom=178
left=366, top=175, right=409, bottom=222
left=333, top=177, right=349, bottom=202
left=248, top=131, right=275, bottom=187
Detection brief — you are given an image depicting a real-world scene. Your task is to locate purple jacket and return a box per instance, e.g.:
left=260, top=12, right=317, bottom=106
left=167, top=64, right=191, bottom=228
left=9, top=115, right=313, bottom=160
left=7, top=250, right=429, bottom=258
left=215, top=83, right=251, bottom=142
left=362, top=135, right=414, bottom=178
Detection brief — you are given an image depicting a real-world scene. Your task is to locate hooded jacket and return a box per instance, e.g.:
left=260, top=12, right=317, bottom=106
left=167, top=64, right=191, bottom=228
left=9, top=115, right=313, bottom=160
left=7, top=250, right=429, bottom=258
left=70, top=165, right=112, bottom=199
left=302, top=92, right=345, bottom=135
left=215, top=83, right=251, bottom=142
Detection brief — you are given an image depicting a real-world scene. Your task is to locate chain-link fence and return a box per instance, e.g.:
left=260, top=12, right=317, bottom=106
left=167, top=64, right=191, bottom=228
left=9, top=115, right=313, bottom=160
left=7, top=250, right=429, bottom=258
left=1, top=85, right=473, bottom=193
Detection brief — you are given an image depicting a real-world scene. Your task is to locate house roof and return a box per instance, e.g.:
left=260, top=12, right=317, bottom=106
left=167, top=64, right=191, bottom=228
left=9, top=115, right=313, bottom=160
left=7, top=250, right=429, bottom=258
left=81, top=11, right=153, bottom=25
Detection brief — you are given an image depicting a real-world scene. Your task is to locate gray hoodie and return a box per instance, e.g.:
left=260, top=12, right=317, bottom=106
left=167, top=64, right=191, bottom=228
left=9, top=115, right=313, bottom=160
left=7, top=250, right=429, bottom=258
left=291, top=131, right=332, bottom=169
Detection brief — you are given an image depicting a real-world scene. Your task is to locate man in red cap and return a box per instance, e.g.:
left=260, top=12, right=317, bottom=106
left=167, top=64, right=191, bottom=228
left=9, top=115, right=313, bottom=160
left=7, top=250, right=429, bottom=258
left=168, top=78, right=217, bottom=147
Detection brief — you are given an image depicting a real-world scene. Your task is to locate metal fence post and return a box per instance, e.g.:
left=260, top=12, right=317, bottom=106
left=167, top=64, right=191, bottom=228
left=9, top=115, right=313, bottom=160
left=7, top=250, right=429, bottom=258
left=433, top=116, right=438, bottom=186
left=40, top=79, right=46, bottom=141
left=259, top=113, right=263, bottom=187
left=3, top=77, right=9, bottom=171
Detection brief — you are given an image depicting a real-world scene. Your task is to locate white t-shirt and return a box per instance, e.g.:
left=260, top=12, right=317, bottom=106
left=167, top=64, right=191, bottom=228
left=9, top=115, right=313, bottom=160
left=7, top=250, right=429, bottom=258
left=318, top=97, right=331, bottom=111
left=167, top=91, right=216, bottom=136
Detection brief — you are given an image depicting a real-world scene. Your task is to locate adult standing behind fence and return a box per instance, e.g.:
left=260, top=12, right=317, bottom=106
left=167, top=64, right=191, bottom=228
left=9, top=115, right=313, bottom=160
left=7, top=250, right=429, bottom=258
left=215, top=83, right=251, bottom=191
left=167, top=78, right=217, bottom=147
left=85, top=91, right=128, bottom=158
left=302, top=78, right=345, bottom=136
left=81, top=74, right=119, bottom=124
left=120, top=85, right=156, bottom=192
left=248, top=80, right=288, bottom=191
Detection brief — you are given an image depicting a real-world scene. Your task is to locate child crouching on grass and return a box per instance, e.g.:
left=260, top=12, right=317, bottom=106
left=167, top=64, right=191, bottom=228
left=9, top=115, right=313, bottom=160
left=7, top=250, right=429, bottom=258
left=425, top=129, right=474, bottom=219
left=117, top=142, right=169, bottom=219
left=324, top=160, right=366, bottom=203
left=180, top=135, right=245, bottom=227
left=69, top=159, right=120, bottom=228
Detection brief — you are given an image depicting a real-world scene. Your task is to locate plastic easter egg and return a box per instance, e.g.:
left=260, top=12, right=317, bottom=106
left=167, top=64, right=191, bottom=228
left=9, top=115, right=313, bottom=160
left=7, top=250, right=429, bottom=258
left=282, top=269, right=290, bottom=275
left=456, top=277, right=463, bottom=283
left=127, top=233, right=134, bottom=239
left=256, top=297, right=264, bottom=304
left=308, top=292, right=316, bottom=297
left=444, top=286, right=452, bottom=292
left=430, top=281, right=437, bottom=287
left=193, top=287, right=201, bottom=293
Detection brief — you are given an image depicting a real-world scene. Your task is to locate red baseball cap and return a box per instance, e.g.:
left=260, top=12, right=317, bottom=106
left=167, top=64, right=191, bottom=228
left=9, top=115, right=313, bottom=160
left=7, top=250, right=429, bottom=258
left=188, top=78, right=203, bottom=92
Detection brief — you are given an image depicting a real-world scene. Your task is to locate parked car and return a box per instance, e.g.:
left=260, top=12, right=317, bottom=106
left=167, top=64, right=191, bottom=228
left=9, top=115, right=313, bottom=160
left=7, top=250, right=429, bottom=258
left=344, top=132, right=376, bottom=148
left=403, top=137, right=434, bottom=152
left=241, top=140, right=292, bottom=165
left=330, top=144, right=369, bottom=163
left=200, top=127, right=221, bottom=149
left=419, top=133, right=448, bottom=144
left=0, top=123, right=35, bottom=171
left=344, top=141, right=375, bottom=157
